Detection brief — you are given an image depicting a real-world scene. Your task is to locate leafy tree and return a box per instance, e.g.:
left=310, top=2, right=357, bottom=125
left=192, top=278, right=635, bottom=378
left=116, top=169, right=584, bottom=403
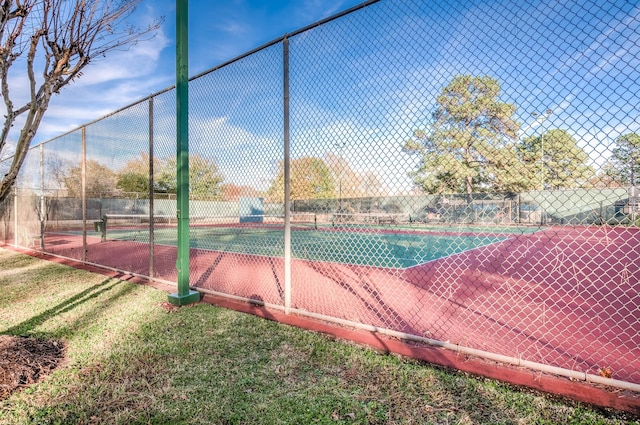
left=221, top=183, right=260, bottom=201
left=156, top=154, right=224, bottom=200
left=117, top=172, right=150, bottom=195
left=267, top=157, right=335, bottom=202
left=64, top=160, right=119, bottom=198
left=404, top=75, right=521, bottom=198
left=518, top=129, right=593, bottom=190
left=481, top=143, right=534, bottom=193
left=607, top=133, right=640, bottom=186
left=324, top=152, right=385, bottom=199
left=359, top=171, right=384, bottom=197
left=0, top=0, right=161, bottom=203
left=116, top=153, right=161, bottom=195
left=589, top=164, right=623, bottom=189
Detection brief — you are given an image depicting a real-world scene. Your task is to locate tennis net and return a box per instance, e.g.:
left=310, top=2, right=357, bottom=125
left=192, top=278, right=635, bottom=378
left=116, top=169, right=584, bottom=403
left=99, top=213, right=319, bottom=240
left=330, top=212, right=410, bottom=226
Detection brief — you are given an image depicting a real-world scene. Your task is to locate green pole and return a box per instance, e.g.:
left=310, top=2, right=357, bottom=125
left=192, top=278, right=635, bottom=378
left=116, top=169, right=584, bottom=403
left=168, top=0, right=199, bottom=306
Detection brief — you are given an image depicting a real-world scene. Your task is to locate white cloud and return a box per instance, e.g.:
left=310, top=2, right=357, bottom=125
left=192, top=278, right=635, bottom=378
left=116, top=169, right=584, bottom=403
left=71, top=28, right=170, bottom=87
left=0, top=140, right=15, bottom=161
left=299, top=0, right=343, bottom=21
left=216, top=20, right=248, bottom=36
left=290, top=118, right=417, bottom=195
left=190, top=116, right=276, bottom=151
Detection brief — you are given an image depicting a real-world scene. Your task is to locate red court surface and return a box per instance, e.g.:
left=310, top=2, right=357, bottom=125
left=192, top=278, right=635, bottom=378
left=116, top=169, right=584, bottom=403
left=33, top=225, right=640, bottom=388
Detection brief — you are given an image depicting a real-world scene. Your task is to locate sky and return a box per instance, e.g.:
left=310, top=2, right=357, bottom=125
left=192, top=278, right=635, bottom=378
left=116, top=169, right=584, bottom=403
left=30, top=0, right=366, bottom=142
left=5, top=0, right=640, bottom=195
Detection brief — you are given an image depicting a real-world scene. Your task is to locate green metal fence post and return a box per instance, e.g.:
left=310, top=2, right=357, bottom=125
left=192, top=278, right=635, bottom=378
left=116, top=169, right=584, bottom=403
left=168, top=0, right=200, bottom=306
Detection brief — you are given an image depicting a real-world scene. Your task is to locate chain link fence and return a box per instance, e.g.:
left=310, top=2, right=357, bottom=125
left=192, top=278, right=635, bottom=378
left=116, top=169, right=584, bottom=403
left=1, top=0, right=639, bottom=393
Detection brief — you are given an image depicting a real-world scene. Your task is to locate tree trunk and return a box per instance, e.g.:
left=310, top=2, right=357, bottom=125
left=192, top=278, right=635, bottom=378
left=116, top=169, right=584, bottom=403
left=0, top=96, right=51, bottom=204
left=0, top=151, right=25, bottom=204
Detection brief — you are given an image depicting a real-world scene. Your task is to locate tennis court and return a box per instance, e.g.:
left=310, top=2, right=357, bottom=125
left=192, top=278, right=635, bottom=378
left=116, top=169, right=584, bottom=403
left=93, top=214, right=512, bottom=268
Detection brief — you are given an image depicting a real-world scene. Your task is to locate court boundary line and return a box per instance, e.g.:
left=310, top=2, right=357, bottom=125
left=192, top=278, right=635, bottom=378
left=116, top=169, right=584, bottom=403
left=402, top=236, right=515, bottom=270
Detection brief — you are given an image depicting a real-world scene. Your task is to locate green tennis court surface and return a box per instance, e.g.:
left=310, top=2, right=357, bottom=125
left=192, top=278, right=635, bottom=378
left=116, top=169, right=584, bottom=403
left=99, top=227, right=506, bottom=268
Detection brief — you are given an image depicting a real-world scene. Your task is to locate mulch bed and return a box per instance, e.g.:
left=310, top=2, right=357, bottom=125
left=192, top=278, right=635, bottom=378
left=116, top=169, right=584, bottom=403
left=0, top=335, right=65, bottom=401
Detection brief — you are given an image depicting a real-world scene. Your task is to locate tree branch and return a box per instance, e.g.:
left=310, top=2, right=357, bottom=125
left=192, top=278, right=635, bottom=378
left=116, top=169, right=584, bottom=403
left=0, top=0, right=161, bottom=202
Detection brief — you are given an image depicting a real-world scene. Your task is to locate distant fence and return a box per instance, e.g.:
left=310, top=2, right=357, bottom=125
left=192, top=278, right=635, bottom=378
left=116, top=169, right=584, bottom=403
left=1, top=0, right=639, bottom=397
left=293, top=187, right=632, bottom=226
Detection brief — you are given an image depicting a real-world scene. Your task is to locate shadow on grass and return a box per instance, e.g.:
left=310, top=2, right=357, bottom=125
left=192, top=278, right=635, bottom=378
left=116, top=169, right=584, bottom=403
left=1, top=277, right=126, bottom=337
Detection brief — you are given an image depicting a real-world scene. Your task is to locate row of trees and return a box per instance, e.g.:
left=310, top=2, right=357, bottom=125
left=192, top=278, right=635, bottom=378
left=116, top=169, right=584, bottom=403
left=403, top=75, right=640, bottom=196
left=52, top=127, right=640, bottom=203
left=62, top=153, right=224, bottom=200
left=57, top=152, right=383, bottom=202
left=266, top=155, right=384, bottom=203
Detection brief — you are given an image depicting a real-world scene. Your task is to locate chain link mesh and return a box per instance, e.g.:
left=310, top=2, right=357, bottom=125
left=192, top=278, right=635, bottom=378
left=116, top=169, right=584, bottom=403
left=40, top=133, right=84, bottom=259
left=186, top=44, right=285, bottom=304
left=13, top=148, right=41, bottom=249
left=4, top=0, right=639, bottom=389
left=83, top=101, right=152, bottom=273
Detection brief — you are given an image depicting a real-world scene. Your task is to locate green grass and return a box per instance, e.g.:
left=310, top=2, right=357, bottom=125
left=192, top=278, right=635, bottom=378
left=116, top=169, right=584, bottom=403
left=0, top=247, right=637, bottom=424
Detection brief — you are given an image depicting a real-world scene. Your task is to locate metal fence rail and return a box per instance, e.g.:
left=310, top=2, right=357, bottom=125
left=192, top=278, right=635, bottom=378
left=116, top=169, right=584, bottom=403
left=1, top=0, right=639, bottom=394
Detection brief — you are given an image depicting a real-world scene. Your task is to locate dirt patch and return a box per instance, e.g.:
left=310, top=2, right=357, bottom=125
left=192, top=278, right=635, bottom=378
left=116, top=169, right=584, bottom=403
left=0, top=335, right=65, bottom=401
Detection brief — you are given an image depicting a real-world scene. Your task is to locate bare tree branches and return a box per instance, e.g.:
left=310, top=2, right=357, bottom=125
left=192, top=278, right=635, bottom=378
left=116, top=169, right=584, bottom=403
left=0, top=0, right=162, bottom=202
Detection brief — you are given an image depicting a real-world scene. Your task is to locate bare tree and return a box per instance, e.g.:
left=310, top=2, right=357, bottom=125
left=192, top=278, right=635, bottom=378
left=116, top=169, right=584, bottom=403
left=0, top=0, right=161, bottom=203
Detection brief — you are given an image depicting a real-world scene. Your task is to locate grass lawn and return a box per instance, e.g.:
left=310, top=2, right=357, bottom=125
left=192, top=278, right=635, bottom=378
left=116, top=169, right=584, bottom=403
left=0, top=247, right=637, bottom=424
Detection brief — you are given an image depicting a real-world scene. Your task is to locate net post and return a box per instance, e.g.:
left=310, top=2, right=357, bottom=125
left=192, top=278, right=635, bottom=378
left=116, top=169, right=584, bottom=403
left=283, top=36, right=292, bottom=314
left=169, top=0, right=199, bottom=306
left=100, top=214, right=107, bottom=242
